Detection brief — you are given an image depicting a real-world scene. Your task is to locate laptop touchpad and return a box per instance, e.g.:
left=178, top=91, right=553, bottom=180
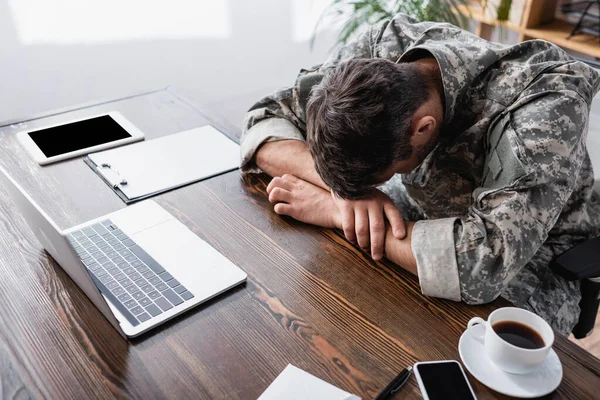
left=110, top=201, right=174, bottom=235
left=130, top=220, right=246, bottom=300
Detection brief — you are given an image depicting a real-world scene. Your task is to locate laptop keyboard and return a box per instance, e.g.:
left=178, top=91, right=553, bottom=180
left=68, top=219, right=194, bottom=327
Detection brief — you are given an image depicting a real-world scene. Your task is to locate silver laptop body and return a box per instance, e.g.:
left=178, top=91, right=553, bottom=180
left=0, top=167, right=246, bottom=338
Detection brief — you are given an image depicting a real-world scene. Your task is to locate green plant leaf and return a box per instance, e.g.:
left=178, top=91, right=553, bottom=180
left=312, top=0, right=481, bottom=48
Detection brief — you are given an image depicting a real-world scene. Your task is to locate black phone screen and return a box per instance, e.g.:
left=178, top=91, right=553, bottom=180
left=416, top=362, right=476, bottom=400
left=28, top=115, right=131, bottom=158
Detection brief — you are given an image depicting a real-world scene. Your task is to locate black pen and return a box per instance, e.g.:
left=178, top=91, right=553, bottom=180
left=373, top=366, right=412, bottom=400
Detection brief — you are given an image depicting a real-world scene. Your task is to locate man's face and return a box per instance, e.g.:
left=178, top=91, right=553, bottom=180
left=377, top=128, right=439, bottom=182
left=376, top=156, right=418, bottom=184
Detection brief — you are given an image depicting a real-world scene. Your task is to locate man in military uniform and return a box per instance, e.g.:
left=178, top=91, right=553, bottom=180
left=240, top=14, right=600, bottom=335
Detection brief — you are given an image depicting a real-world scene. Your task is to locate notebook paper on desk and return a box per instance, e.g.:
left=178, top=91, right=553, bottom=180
left=258, top=364, right=361, bottom=400
left=84, top=125, right=239, bottom=203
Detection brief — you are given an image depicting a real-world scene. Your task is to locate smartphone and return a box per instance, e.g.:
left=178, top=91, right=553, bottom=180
left=414, top=360, right=477, bottom=400
left=17, top=111, right=145, bottom=165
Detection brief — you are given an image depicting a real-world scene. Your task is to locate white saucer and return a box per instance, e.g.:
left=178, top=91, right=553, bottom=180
left=458, top=325, right=563, bottom=398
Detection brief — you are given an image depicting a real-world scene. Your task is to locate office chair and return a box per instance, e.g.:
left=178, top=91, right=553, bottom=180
left=551, top=237, right=600, bottom=339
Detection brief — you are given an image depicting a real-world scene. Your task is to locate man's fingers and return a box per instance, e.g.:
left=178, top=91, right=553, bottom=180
left=267, top=177, right=294, bottom=194
left=341, top=208, right=356, bottom=244
left=384, top=202, right=406, bottom=239
left=266, top=177, right=279, bottom=194
left=281, top=174, right=299, bottom=183
left=355, top=208, right=370, bottom=249
left=268, top=187, right=292, bottom=204
left=369, top=208, right=385, bottom=260
left=274, top=203, right=292, bottom=216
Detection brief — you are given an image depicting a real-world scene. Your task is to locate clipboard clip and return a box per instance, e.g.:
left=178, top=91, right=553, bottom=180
left=97, top=163, right=128, bottom=189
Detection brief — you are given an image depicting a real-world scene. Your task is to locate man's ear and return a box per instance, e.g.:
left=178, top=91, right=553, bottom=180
left=411, top=115, right=436, bottom=146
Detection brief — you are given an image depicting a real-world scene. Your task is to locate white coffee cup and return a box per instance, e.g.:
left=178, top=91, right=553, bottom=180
left=467, top=307, right=554, bottom=374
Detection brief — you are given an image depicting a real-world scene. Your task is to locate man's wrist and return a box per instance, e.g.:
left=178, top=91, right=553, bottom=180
left=385, top=221, right=418, bottom=275
left=402, top=221, right=418, bottom=274
left=332, top=203, right=343, bottom=229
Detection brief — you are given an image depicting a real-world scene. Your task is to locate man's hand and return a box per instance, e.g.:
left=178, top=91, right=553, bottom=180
left=267, top=175, right=417, bottom=273
left=267, top=174, right=341, bottom=228
left=332, top=190, right=405, bottom=261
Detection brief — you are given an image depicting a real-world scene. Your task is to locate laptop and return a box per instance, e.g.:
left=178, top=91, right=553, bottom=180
left=0, top=167, right=247, bottom=338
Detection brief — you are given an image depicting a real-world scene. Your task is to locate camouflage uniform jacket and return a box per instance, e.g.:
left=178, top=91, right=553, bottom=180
left=240, top=14, right=600, bottom=335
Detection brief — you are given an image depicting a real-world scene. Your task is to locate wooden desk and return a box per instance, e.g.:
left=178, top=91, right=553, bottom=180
left=0, top=90, right=598, bottom=399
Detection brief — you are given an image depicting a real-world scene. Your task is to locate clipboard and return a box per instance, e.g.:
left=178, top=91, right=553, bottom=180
left=84, top=125, right=240, bottom=203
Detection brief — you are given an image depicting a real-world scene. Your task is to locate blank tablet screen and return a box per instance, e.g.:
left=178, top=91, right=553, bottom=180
left=28, top=115, right=131, bottom=157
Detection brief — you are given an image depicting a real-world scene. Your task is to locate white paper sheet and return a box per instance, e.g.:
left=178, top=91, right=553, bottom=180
left=88, top=125, right=239, bottom=201
left=258, top=364, right=361, bottom=400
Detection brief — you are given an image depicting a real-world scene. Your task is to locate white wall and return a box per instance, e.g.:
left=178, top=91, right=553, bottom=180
left=0, top=0, right=338, bottom=126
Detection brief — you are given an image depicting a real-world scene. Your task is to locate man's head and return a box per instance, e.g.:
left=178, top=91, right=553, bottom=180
left=306, top=58, right=443, bottom=199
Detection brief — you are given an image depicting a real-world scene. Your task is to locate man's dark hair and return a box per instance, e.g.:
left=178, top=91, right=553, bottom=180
left=307, top=58, right=432, bottom=199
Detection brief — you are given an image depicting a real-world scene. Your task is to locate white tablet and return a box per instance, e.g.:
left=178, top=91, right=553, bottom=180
left=17, top=112, right=145, bottom=165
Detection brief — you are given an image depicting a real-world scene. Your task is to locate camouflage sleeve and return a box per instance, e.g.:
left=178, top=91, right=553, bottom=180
left=412, top=87, right=590, bottom=304
left=240, top=13, right=426, bottom=173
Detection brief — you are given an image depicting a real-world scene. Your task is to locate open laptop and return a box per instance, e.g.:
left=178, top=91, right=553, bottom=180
left=0, top=167, right=247, bottom=338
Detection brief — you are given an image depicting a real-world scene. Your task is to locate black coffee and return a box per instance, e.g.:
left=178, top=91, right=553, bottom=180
left=492, top=321, right=545, bottom=349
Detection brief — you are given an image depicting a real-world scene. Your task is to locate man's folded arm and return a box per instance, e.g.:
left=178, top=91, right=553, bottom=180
left=407, top=92, right=589, bottom=304
left=240, top=13, right=426, bottom=180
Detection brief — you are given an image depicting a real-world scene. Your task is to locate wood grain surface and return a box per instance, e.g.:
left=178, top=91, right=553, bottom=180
left=0, top=90, right=598, bottom=400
